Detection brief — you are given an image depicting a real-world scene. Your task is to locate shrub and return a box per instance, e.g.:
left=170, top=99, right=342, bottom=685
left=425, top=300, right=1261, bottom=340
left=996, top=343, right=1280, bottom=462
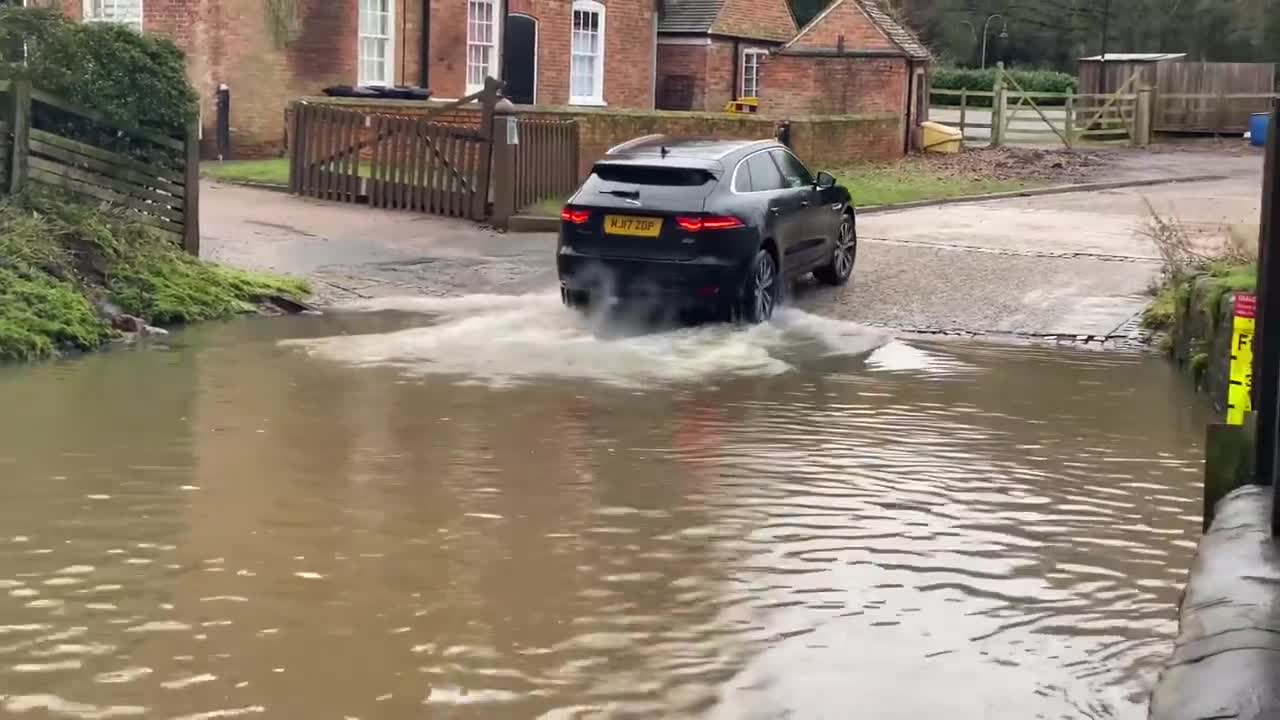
left=0, top=6, right=197, bottom=136
left=931, top=67, right=1078, bottom=107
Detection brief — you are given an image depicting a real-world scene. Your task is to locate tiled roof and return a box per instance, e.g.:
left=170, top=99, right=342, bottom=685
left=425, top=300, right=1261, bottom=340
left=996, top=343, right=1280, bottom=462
left=858, top=0, right=930, bottom=60
left=658, top=0, right=797, bottom=41
left=658, top=0, right=724, bottom=34
left=785, top=0, right=930, bottom=60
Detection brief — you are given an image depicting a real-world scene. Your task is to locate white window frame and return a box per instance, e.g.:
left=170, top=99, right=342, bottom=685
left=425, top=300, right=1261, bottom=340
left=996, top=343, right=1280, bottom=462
left=358, top=0, right=395, bottom=87
left=83, top=0, right=143, bottom=33
left=466, top=0, right=501, bottom=94
left=740, top=47, right=767, bottom=99
left=570, top=0, right=606, bottom=106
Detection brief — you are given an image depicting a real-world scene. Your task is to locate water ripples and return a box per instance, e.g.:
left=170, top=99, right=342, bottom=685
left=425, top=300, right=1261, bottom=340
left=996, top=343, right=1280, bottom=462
left=0, top=305, right=1205, bottom=718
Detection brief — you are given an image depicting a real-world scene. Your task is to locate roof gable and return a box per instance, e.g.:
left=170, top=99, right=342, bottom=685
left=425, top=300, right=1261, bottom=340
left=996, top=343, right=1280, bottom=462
left=658, top=0, right=797, bottom=42
left=785, top=0, right=929, bottom=60
left=711, top=0, right=798, bottom=42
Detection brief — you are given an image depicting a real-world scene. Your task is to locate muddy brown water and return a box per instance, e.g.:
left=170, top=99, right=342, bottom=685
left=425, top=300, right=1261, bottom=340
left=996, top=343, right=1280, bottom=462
left=0, top=295, right=1207, bottom=719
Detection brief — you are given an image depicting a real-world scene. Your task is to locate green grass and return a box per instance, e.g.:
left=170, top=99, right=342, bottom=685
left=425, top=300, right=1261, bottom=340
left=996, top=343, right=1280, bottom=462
left=202, top=158, right=291, bottom=186
left=1143, top=261, right=1257, bottom=330
left=0, top=188, right=309, bottom=362
left=520, top=195, right=569, bottom=217
left=835, top=166, right=1037, bottom=207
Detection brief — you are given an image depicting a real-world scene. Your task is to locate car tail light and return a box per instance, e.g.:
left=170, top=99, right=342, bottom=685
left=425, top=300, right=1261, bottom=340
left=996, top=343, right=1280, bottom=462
left=675, top=215, right=745, bottom=232
left=560, top=208, right=592, bottom=225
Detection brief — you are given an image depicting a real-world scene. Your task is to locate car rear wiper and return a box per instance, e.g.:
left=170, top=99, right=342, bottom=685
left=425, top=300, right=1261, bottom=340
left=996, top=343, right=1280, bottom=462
left=603, top=189, right=640, bottom=199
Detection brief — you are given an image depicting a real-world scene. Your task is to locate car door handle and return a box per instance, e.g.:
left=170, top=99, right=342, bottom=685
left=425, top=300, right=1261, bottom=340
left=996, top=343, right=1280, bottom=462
left=799, top=199, right=811, bottom=208
left=768, top=206, right=781, bottom=216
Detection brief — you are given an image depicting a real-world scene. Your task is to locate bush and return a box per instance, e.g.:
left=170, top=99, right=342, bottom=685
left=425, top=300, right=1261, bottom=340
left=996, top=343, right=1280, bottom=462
left=0, top=189, right=309, bottom=361
left=931, top=67, right=1078, bottom=107
left=0, top=6, right=197, bottom=136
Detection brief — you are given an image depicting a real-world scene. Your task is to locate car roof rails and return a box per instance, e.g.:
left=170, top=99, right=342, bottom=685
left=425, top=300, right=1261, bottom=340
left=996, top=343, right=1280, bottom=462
left=606, top=134, right=667, bottom=155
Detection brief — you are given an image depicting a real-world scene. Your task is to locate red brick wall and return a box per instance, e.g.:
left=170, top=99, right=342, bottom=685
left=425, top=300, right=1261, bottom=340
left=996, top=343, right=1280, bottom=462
left=789, top=0, right=896, bottom=52
left=655, top=38, right=751, bottom=113
left=704, top=38, right=737, bottom=112
left=655, top=43, right=709, bottom=110
left=500, top=0, right=656, bottom=108
left=296, top=98, right=905, bottom=173
left=761, top=54, right=908, bottom=118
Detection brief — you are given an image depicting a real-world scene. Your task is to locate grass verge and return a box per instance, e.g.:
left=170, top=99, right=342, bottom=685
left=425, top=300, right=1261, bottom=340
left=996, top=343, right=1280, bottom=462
left=834, top=165, right=1038, bottom=206
left=520, top=195, right=569, bottom=217
left=1144, top=261, right=1256, bottom=330
left=202, top=158, right=291, bottom=187
left=0, top=188, right=309, bottom=362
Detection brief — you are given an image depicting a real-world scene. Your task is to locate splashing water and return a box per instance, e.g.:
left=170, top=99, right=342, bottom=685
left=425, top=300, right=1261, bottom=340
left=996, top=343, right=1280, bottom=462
left=282, top=293, right=933, bottom=387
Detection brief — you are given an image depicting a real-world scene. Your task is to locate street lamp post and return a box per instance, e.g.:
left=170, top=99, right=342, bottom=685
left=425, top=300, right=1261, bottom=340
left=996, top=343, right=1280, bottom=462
left=980, top=14, right=1009, bottom=70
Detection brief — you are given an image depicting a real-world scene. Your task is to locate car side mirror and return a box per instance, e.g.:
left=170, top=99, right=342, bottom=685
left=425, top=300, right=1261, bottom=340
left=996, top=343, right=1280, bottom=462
left=815, top=171, right=836, bottom=189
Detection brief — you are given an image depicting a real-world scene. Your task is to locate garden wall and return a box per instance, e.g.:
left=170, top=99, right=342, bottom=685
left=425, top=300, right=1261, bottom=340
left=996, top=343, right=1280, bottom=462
left=287, top=99, right=904, bottom=176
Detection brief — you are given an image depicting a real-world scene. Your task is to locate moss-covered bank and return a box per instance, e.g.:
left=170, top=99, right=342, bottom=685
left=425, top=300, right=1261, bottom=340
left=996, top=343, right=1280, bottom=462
left=0, top=189, right=308, bottom=362
left=1144, top=262, right=1257, bottom=407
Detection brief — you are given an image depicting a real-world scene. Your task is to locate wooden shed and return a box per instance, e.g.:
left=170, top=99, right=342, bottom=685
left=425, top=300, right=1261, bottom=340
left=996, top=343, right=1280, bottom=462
left=1077, top=53, right=1186, bottom=95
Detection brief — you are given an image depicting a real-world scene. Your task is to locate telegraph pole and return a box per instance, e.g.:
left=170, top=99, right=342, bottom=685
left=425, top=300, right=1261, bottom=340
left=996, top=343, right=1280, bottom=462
left=1259, top=103, right=1280, bottom=535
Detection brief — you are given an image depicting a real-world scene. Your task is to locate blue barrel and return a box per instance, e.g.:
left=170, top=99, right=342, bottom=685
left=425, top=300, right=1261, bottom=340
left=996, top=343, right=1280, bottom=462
left=1251, top=112, right=1271, bottom=147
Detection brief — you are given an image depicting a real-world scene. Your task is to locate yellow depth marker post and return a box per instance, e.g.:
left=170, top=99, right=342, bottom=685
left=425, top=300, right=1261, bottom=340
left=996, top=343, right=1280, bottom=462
left=1227, top=293, right=1257, bottom=426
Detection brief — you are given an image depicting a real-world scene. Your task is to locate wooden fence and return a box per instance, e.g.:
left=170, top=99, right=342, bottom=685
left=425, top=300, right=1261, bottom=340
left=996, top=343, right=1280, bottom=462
left=1154, top=62, right=1276, bottom=133
left=511, top=118, right=580, bottom=212
left=927, top=64, right=1150, bottom=148
left=2, top=79, right=199, bottom=253
left=289, top=80, right=501, bottom=220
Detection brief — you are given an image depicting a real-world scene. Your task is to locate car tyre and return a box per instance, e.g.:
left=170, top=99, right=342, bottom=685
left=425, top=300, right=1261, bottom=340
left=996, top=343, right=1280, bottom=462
left=732, top=249, right=778, bottom=324
left=814, top=211, right=856, bottom=286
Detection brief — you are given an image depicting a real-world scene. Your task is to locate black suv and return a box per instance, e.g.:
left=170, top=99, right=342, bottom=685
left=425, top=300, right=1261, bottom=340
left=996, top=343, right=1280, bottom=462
left=556, top=137, right=857, bottom=324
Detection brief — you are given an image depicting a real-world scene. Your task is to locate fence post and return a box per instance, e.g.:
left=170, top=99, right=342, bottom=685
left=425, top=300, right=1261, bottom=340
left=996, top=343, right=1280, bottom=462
left=183, top=117, right=201, bottom=255
left=9, top=79, right=31, bottom=194
left=1064, top=95, right=1075, bottom=148
left=489, top=100, right=518, bottom=228
left=473, top=78, right=502, bottom=221
left=1135, top=85, right=1154, bottom=147
left=959, top=89, right=968, bottom=146
left=992, top=63, right=1007, bottom=146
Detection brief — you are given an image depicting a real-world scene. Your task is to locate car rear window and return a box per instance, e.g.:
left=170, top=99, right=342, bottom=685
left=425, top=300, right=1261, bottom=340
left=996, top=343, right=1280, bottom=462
left=590, top=165, right=714, bottom=187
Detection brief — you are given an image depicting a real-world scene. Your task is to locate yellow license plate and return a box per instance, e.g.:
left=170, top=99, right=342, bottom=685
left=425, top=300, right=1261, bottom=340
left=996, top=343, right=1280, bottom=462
left=604, top=215, right=663, bottom=237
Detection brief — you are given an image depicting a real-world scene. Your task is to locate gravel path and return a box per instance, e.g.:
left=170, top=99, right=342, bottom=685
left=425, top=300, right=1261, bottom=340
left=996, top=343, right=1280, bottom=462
left=201, top=149, right=1262, bottom=342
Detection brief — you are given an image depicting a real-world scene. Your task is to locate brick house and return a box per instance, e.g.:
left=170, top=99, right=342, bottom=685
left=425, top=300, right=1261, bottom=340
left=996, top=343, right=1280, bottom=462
left=654, top=0, right=797, bottom=112
left=35, top=0, right=925, bottom=156
left=762, top=0, right=932, bottom=150
left=36, top=0, right=660, bottom=155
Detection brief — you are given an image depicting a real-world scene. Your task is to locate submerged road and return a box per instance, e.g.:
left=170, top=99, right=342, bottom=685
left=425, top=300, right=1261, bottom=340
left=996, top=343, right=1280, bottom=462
left=202, top=150, right=1261, bottom=343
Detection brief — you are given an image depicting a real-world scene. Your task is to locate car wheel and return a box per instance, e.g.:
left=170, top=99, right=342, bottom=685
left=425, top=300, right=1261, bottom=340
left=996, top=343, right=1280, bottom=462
left=734, top=249, right=778, bottom=324
left=814, top=211, right=856, bottom=286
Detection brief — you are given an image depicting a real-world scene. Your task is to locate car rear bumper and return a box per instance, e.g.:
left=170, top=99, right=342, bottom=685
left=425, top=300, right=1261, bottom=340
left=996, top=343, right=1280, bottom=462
left=557, top=247, right=749, bottom=303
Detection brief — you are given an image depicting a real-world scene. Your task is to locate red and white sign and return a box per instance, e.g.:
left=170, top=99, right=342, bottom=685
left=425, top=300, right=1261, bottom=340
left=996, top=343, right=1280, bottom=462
left=1236, top=293, right=1258, bottom=319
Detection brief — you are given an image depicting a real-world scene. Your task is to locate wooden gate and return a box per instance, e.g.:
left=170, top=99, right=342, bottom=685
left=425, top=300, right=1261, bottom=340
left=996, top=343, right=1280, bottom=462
left=511, top=118, right=579, bottom=212
left=289, top=80, right=499, bottom=220
left=927, top=65, right=1151, bottom=149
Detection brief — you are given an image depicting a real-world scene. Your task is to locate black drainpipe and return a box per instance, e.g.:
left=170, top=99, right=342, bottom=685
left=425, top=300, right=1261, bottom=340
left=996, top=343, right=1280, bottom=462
left=420, top=0, right=430, bottom=87
left=731, top=38, right=740, bottom=100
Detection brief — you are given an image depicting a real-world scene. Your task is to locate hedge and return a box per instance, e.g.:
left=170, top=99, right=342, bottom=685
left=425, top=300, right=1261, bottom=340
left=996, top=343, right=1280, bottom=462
left=931, top=67, right=1078, bottom=107
left=0, top=7, right=197, bottom=138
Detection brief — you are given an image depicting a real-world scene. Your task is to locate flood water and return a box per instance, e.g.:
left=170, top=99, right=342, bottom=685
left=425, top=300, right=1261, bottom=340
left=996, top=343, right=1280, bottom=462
left=0, top=295, right=1207, bottom=720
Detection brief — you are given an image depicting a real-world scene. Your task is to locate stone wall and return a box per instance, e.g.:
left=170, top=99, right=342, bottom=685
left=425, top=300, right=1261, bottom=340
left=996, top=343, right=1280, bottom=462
left=1170, top=279, right=1243, bottom=416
